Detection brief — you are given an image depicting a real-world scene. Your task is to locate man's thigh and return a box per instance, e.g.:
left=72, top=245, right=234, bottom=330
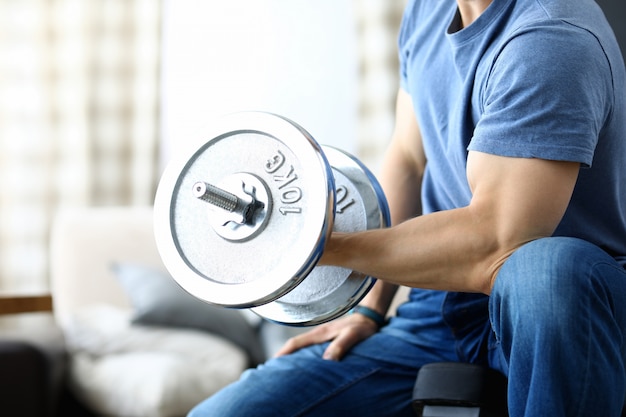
left=189, top=334, right=454, bottom=417
left=489, top=237, right=626, bottom=416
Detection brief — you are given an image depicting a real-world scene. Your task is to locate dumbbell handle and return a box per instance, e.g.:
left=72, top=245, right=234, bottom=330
left=193, top=181, right=253, bottom=225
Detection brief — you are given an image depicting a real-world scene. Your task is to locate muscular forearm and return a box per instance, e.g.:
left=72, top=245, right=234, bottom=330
left=322, top=207, right=499, bottom=294
left=322, top=153, right=580, bottom=295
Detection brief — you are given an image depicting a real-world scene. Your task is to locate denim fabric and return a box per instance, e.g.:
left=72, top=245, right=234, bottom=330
left=189, top=237, right=626, bottom=417
left=489, top=237, right=626, bottom=416
left=188, top=335, right=457, bottom=417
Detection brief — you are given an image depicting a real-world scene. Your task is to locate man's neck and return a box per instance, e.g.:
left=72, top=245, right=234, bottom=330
left=457, top=0, right=493, bottom=28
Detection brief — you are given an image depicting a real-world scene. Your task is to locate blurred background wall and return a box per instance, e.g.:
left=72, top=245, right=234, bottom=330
left=0, top=0, right=404, bottom=292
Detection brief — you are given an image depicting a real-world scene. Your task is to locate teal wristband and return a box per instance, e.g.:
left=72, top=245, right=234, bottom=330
left=351, top=305, right=386, bottom=327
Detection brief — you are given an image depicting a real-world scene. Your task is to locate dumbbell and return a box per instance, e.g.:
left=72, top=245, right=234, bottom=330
left=153, top=112, right=390, bottom=326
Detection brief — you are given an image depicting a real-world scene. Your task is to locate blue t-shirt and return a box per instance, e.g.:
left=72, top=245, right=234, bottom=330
left=381, top=0, right=626, bottom=362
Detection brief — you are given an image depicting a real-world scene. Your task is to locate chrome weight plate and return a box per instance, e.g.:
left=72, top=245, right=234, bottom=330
left=154, top=112, right=335, bottom=307
left=250, top=146, right=391, bottom=326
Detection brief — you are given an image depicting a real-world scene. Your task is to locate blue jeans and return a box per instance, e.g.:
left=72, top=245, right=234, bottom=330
left=189, top=237, right=626, bottom=417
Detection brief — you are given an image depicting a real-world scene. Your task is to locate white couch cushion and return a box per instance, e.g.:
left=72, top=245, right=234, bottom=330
left=63, top=305, right=247, bottom=417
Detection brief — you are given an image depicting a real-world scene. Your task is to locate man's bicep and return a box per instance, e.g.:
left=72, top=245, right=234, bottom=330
left=466, top=151, right=579, bottom=252
left=378, top=89, right=426, bottom=224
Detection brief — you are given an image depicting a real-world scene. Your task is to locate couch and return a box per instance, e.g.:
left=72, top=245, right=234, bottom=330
left=54, top=205, right=331, bottom=417
left=2, top=205, right=328, bottom=417
left=0, top=205, right=407, bottom=417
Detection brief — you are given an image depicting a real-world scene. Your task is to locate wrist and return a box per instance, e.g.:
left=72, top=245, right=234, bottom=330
left=351, top=305, right=387, bottom=328
left=319, top=232, right=345, bottom=266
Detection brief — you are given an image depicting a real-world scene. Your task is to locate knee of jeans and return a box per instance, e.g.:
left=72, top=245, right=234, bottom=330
left=490, top=237, right=608, bottom=327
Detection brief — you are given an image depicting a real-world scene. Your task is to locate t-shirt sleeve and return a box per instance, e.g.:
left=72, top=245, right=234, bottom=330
left=468, top=23, right=613, bottom=167
left=398, top=0, right=419, bottom=92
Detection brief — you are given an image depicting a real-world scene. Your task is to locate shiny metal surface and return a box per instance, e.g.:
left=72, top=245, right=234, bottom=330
left=193, top=181, right=242, bottom=216
left=154, top=112, right=335, bottom=307
left=251, top=145, right=391, bottom=326
left=203, top=173, right=271, bottom=241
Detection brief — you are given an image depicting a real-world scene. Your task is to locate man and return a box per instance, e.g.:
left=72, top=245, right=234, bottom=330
left=190, top=0, right=626, bottom=415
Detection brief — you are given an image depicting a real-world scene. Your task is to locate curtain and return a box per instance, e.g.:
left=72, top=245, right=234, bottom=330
left=0, top=0, right=402, bottom=292
left=352, top=0, right=406, bottom=171
left=0, top=0, right=162, bottom=292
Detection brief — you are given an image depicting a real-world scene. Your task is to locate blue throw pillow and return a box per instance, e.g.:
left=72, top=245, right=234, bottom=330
left=112, top=262, right=265, bottom=365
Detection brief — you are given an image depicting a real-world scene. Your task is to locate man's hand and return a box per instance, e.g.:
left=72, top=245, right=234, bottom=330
left=274, top=311, right=380, bottom=361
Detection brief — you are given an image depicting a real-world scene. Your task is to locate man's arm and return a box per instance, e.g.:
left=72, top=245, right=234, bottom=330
left=322, top=109, right=580, bottom=295
left=275, top=89, right=426, bottom=359
left=354, top=88, right=426, bottom=316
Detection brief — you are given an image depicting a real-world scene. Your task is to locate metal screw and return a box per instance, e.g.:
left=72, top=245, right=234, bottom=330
left=193, top=181, right=239, bottom=212
left=193, top=180, right=260, bottom=225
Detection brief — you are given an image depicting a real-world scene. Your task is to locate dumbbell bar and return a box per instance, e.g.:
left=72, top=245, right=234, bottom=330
left=154, top=112, right=390, bottom=326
